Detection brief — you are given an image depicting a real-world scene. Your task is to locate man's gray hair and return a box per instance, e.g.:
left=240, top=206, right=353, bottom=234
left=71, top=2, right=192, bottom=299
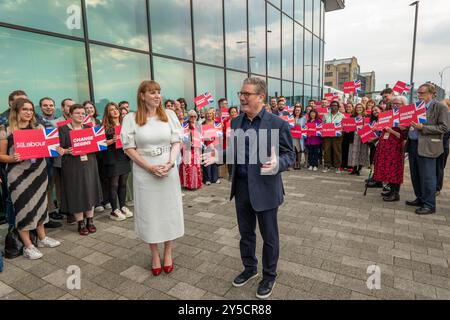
left=243, top=77, right=267, bottom=96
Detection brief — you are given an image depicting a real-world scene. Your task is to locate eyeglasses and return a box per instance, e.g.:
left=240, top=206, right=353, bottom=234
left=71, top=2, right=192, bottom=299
left=237, top=92, right=259, bottom=98
left=21, top=108, right=34, bottom=113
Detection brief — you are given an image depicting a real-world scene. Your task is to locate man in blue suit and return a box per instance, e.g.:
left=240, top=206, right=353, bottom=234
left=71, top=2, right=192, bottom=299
left=203, top=77, right=295, bottom=299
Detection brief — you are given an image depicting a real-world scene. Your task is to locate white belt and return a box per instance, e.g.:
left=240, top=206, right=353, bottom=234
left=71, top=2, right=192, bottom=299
left=137, top=146, right=171, bottom=157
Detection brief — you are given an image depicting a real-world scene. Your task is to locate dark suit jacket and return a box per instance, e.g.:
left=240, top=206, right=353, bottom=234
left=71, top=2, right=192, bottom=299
left=227, top=110, right=295, bottom=212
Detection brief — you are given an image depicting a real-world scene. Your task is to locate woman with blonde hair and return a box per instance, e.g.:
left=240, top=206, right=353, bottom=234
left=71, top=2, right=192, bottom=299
left=121, top=80, right=184, bottom=276
left=0, top=98, right=60, bottom=259
left=347, top=103, right=369, bottom=176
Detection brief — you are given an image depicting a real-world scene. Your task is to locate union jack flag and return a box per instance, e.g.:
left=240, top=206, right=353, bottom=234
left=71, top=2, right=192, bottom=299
left=194, top=92, right=215, bottom=109
left=354, top=80, right=362, bottom=93
left=83, top=115, right=93, bottom=127
left=393, top=81, right=413, bottom=95
left=285, top=105, right=294, bottom=114
left=392, top=107, right=400, bottom=127
left=334, top=122, right=343, bottom=137
left=214, top=121, right=223, bottom=137
left=324, top=92, right=339, bottom=101
left=44, top=127, right=60, bottom=157
left=301, top=125, right=308, bottom=139
left=287, top=114, right=295, bottom=128
left=93, top=126, right=107, bottom=151
left=316, top=123, right=323, bottom=137
left=415, top=101, right=427, bottom=124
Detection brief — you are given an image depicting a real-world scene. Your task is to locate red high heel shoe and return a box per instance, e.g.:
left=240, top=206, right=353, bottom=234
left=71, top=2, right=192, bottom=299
left=163, top=265, right=174, bottom=274
left=151, top=266, right=162, bottom=276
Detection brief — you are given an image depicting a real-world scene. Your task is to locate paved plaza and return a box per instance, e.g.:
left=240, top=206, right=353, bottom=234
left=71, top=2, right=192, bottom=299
left=1, top=164, right=450, bottom=300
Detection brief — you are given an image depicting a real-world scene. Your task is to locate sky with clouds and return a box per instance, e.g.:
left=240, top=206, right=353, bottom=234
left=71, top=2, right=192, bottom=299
left=324, top=0, right=450, bottom=94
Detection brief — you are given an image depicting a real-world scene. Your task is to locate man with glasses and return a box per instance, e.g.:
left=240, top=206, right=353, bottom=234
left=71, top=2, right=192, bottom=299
left=405, top=83, right=449, bottom=215
left=203, top=78, right=295, bottom=299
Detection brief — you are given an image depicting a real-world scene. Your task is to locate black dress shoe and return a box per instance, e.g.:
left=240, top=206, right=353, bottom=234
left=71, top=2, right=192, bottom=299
left=256, top=279, right=276, bottom=299
left=50, top=212, right=63, bottom=220
left=415, top=207, right=435, bottom=215
left=232, top=271, right=258, bottom=287
left=44, top=220, right=62, bottom=228
left=405, top=199, right=423, bottom=207
left=381, top=190, right=392, bottom=197
left=383, top=193, right=399, bottom=202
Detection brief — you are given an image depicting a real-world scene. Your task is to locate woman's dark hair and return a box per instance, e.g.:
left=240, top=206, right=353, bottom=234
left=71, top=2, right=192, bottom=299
left=165, top=99, right=175, bottom=108
left=309, top=110, right=318, bottom=121
left=82, top=101, right=98, bottom=118
left=102, top=102, right=121, bottom=131
left=228, top=106, right=238, bottom=114
left=177, top=98, right=187, bottom=107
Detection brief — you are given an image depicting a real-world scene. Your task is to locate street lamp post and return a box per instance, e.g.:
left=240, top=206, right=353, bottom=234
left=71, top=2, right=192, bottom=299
left=409, top=1, right=419, bottom=104
left=439, top=66, right=450, bottom=93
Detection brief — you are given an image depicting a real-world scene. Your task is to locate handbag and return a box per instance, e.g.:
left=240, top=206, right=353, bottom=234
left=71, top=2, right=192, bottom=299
left=4, top=228, right=38, bottom=259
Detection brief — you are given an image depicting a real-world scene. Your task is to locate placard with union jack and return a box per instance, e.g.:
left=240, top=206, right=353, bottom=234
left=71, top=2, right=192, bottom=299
left=13, top=127, right=60, bottom=160
left=194, top=92, right=215, bottom=109
left=70, top=126, right=107, bottom=156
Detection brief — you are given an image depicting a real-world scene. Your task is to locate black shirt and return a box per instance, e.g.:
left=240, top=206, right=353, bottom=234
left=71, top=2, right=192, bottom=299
left=236, top=108, right=266, bottom=179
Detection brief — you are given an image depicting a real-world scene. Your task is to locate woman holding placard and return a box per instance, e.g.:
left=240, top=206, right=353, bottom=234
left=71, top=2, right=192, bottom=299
left=121, top=80, right=183, bottom=276
left=101, top=102, right=132, bottom=221
left=348, top=103, right=369, bottom=176
left=0, top=98, right=60, bottom=260
left=58, top=104, right=103, bottom=236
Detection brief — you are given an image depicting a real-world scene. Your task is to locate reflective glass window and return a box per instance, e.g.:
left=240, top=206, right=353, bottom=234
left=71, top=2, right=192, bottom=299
left=294, top=23, right=304, bottom=83
left=282, top=81, right=293, bottom=106
left=282, top=0, right=294, bottom=17
left=294, top=0, right=304, bottom=25
left=312, top=86, right=320, bottom=100
left=304, top=0, right=313, bottom=31
left=249, top=0, right=266, bottom=75
left=268, top=78, right=281, bottom=99
left=196, top=65, right=225, bottom=105
left=313, top=0, right=321, bottom=37
left=304, top=84, right=312, bottom=102
left=313, top=36, right=320, bottom=87
left=294, top=83, right=304, bottom=106
left=193, top=0, right=224, bottom=66
left=0, top=27, right=89, bottom=113
left=267, top=4, right=281, bottom=78
left=269, top=0, right=281, bottom=8
left=225, top=0, right=247, bottom=71
left=282, top=15, right=293, bottom=81
left=153, top=57, right=194, bottom=109
left=0, top=0, right=84, bottom=37
left=304, top=30, right=312, bottom=85
left=86, top=0, right=149, bottom=51
left=227, top=71, right=247, bottom=108
left=150, top=0, right=192, bottom=59
left=90, top=44, right=150, bottom=113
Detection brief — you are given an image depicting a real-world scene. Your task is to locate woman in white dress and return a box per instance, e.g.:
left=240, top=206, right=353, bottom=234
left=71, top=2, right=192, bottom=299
left=121, top=80, right=184, bottom=276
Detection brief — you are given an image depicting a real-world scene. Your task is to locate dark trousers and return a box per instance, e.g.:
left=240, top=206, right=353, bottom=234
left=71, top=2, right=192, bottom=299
left=436, top=143, right=449, bottom=192
left=203, top=163, right=219, bottom=183
left=408, top=140, right=437, bottom=209
left=323, top=137, right=343, bottom=168
left=307, top=145, right=321, bottom=167
left=235, top=178, right=279, bottom=281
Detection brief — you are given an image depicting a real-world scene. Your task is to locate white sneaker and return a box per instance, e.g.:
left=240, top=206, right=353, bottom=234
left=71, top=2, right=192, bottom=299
left=110, top=209, right=126, bottom=221
left=322, top=167, right=330, bottom=173
left=37, top=237, right=61, bottom=248
left=215, top=180, right=221, bottom=184
left=104, top=203, right=112, bottom=210
left=308, top=166, right=313, bottom=171
left=313, top=167, right=318, bottom=171
left=95, top=206, right=105, bottom=213
left=206, top=181, right=211, bottom=186
left=121, top=207, right=133, bottom=218
left=23, top=245, right=43, bottom=260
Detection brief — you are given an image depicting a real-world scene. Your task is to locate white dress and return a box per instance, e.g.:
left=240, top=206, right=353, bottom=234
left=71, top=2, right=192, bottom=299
left=121, top=110, right=184, bottom=244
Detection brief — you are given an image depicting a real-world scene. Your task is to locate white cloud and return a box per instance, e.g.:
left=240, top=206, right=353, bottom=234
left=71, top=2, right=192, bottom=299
left=325, top=0, right=450, bottom=95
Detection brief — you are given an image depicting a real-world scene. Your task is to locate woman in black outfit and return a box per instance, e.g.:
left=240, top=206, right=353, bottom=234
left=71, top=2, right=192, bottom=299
left=102, top=102, right=133, bottom=221
left=341, top=103, right=354, bottom=171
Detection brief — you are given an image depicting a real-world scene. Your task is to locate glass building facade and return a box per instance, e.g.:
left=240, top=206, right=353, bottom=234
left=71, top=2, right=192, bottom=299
left=0, top=0, right=326, bottom=114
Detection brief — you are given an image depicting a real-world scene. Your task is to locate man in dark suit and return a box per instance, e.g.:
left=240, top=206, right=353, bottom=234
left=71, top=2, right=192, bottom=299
left=203, top=77, right=295, bottom=299
left=406, top=83, right=449, bottom=214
